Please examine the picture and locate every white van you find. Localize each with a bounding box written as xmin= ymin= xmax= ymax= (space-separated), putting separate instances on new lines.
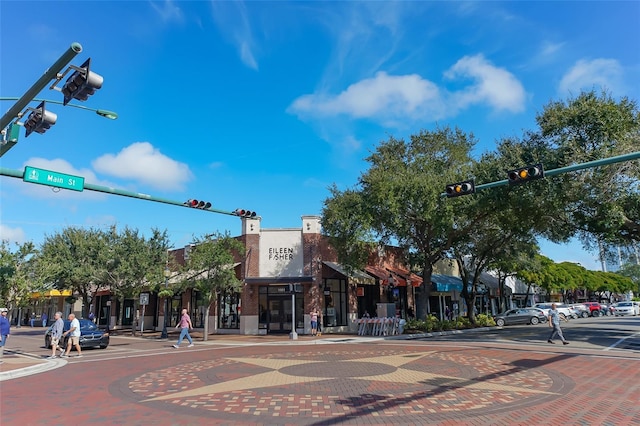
xmin=533 ymin=303 xmax=573 ymax=319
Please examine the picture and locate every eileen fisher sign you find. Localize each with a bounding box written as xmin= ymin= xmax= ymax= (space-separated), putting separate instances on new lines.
xmin=268 ymin=247 xmax=294 ymax=261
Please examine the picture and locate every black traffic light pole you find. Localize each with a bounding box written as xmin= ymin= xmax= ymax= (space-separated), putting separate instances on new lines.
xmin=1 ymin=43 xmax=83 ymax=157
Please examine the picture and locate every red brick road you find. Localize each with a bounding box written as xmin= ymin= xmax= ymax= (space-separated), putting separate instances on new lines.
xmin=1 ymin=334 xmax=639 ymax=425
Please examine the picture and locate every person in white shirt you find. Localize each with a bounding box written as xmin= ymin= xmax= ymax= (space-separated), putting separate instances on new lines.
xmin=63 ymin=313 xmax=82 ymax=358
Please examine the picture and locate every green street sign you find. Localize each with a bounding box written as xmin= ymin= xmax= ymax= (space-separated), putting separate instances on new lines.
xmin=23 ymin=166 xmax=84 ymax=192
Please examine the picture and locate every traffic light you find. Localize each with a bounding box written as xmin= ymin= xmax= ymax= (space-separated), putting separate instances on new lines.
xmin=24 ymin=101 xmax=57 ymax=137
xmin=445 ymin=179 xmax=475 ymax=198
xmin=507 ymin=164 xmax=544 ymax=185
xmin=234 ymin=208 xmax=256 ymax=218
xmin=185 ymin=199 xmax=211 ymax=209
xmin=62 ymin=58 xmax=104 ymax=106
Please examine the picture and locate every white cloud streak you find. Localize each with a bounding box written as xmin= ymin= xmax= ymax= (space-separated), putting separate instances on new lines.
xmin=150 ymin=0 xmax=184 ymax=23
xmin=92 ymin=142 xmax=193 ymax=191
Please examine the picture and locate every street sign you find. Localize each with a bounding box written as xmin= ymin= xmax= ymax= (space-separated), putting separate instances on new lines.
xmin=23 ymin=166 xmax=84 ymax=191
xmin=139 ymin=292 xmax=150 ymax=306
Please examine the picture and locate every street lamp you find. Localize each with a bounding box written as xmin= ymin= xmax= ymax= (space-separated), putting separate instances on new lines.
xmin=1 ymin=96 xmax=118 ymax=157
xmin=0 ymin=97 xmax=118 ymax=120
xmin=160 ymin=266 xmax=171 ymax=339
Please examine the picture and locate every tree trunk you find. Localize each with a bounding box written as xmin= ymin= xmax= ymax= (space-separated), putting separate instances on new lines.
xmin=203 ymin=306 xmax=210 ymax=341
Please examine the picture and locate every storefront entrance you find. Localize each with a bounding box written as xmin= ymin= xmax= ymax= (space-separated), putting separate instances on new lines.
xmin=267 ymin=296 xmax=293 ymax=334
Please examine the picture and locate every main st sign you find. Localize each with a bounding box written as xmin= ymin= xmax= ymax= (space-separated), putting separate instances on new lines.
xmin=23 ymin=166 xmax=85 ymax=192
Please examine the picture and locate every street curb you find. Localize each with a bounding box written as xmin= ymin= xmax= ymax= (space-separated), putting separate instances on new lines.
xmin=383 ymin=326 xmax=498 ymax=340
xmin=0 ymin=356 xmax=66 ymax=381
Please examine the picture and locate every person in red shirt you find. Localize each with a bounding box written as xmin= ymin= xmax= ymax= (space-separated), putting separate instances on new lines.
xmin=173 ymin=308 xmax=194 ymax=348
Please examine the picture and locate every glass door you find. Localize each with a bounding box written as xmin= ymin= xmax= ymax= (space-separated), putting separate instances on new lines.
xmin=267 ymin=296 xmax=292 ymax=333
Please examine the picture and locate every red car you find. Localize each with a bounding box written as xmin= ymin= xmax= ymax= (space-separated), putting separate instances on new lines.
xmin=582 ymin=302 xmax=602 ymax=317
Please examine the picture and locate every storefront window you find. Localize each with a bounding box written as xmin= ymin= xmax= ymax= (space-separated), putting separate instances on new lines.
xmin=190 ymin=290 xmax=206 ymax=328
xmin=323 ymin=278 xmax=347 ymax=327
xmin=218 ymin=290 xmax=240 ymax=329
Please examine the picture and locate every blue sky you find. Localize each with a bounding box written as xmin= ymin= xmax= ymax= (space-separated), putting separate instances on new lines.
xmin=1 ymin=1 xmax=638 ymax=271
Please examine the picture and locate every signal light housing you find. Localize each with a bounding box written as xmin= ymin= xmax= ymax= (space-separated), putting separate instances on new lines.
xmin=62 ymin=58 xmax=104 ymax=106
xmin=445 ymin=179 xmax=475 ymax=198
xmin=507 ymin=164 xmax=544 ymax=185
xmin=234 ymin=208 xmax=256 ymax=218
xmin=185 ymin=199 xmax=211 ymax=209
xmin=24 ymin=101 xmax=58 ymax=137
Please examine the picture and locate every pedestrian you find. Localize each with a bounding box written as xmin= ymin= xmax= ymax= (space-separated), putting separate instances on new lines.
xmin=30 ymin=312 xmax=36 ymax=327
xmin=0 ymin=308 xmax=11 ymax=362
xmin=310 ymin=309 xmax=319 ymax=336
xmin=173 ymin=308 xmax=194 ymax=348
xmin=547 ymin=303 xmax=569 ymax=345
xmin=445 ymin=306 xmax=451 ymax=321
xmin=63 ymin=313 xmax=82 ymax=357
xmin=49 ymin=312 xmax=64 ymax=359
xmin=41 ymin=312 xmax=48 ymax=327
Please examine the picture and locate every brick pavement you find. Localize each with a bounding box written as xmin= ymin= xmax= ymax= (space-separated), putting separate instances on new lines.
xmin=1 ymin=333 xmax=639 ymax=425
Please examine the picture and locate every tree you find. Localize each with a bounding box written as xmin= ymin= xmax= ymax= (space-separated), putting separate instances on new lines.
xmin=0 ymin=240 xmax=40 ymax=322
xmin=38 ymin=227 xmax=106 ymax=317
xmin=182 ymin=232 xmax=245 ymax=340
xmin=102 ymin=226 xmax=171 ymax=331
xmin=322 ymin=126 xmax=476 ymax=319
xmin=536 ymin=90 xmax=640 ymax=247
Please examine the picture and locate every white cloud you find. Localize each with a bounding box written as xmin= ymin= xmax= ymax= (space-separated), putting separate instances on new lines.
xmin=288 ymin=54 xmax=525 ymax=126
xmin=210 ymin=0 xmax=258 ymax=70
xmin=92 ymin=142 xmax=192 ymax=191
xmin=150 ymin=0 xmax=184 ymax=23
xmin=289 ymin=71 xmax=445 ymax=122
xmin=0 ymin=224 xmax=26 ymax=244
xmin=445 ymin=54 xmax=526 ymax=113
xmin=558 ymin=58 xmax=624 ymax=95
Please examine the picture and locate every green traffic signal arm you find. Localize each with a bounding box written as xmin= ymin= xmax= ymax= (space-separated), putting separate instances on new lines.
xmin=443 ymin=151 xmax=640 ymax=196
xmin=0 ymin=166 xmax=239 ymax=217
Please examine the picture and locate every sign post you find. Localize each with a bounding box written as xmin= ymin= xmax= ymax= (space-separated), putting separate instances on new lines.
xmin=139 ymin=292 xmax=149 ymax=334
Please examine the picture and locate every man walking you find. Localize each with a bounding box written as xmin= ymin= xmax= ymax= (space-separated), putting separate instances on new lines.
xmin=173 ymin=308 xmax=194 ymax=348
xmin=0 ymin=308 xmax=11 ymax=362
xmin=547 ymin=303 xmax=569 ymax=345
xmin=63 ymin=313 xmax=82 ymax=357
xmin=48 ymin=312 xmax=64 ymax=359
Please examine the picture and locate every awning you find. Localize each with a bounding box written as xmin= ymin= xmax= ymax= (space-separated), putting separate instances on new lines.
xmin=431 ymin=274 xmax=463 ymax=292
xmin=387 ymin=266 xmax=422 ymax=287
xmin=31 ymin=289 xmax=73 ymax=298
xmin=365 ymin=266 xmax=390 ymax=283
xmin=323 ymin=262 xmax=375 ymax=285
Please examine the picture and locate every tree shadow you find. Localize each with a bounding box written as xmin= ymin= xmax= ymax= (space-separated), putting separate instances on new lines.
xmin=309 ymin=353 xmax=576 ymax=425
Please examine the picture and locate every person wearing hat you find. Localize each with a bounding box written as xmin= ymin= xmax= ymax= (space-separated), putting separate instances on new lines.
xmin=0 ymin=308 xmax=11 ymax=361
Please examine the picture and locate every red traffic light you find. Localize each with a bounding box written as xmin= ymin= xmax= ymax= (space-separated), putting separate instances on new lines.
xmin=234 ymin=208 xmax=256 ymax=218
xmin=185 ymin=199 xmax=211 ymax=209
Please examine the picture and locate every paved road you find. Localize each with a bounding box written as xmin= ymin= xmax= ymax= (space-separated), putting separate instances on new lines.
xmin=1 ymin=317 xmax=639 ymax=425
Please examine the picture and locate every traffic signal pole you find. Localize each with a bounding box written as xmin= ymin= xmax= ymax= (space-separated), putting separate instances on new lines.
xmin=1 ymin=43 xmax=83 ymax=157
xmin=0 ymin=166 xmax=238 ymax=217
xmin=444 ymin=150 xmax=640 ymax=196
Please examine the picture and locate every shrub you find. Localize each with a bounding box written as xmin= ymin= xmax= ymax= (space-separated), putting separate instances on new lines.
xmin=475 ymin=313 xmax=496 ymax=327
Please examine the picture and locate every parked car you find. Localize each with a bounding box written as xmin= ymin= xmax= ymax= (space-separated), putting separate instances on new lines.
xmin=613 ymin=302 xmax=638 ymax=317
xmin=45 ymin=318 xmax=110 ymax=350
xmin=599 ymin=303 xmax=614 ymax=316
xmin=494 ymin=308 xmax=547 ymax=327
xmin=568 ymin=304 xmax=590 ymax=318
xmin=533 ymin=303 xmax=572 ymax=320
xmin=582 ymin=302 xmax=603 ymax=317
